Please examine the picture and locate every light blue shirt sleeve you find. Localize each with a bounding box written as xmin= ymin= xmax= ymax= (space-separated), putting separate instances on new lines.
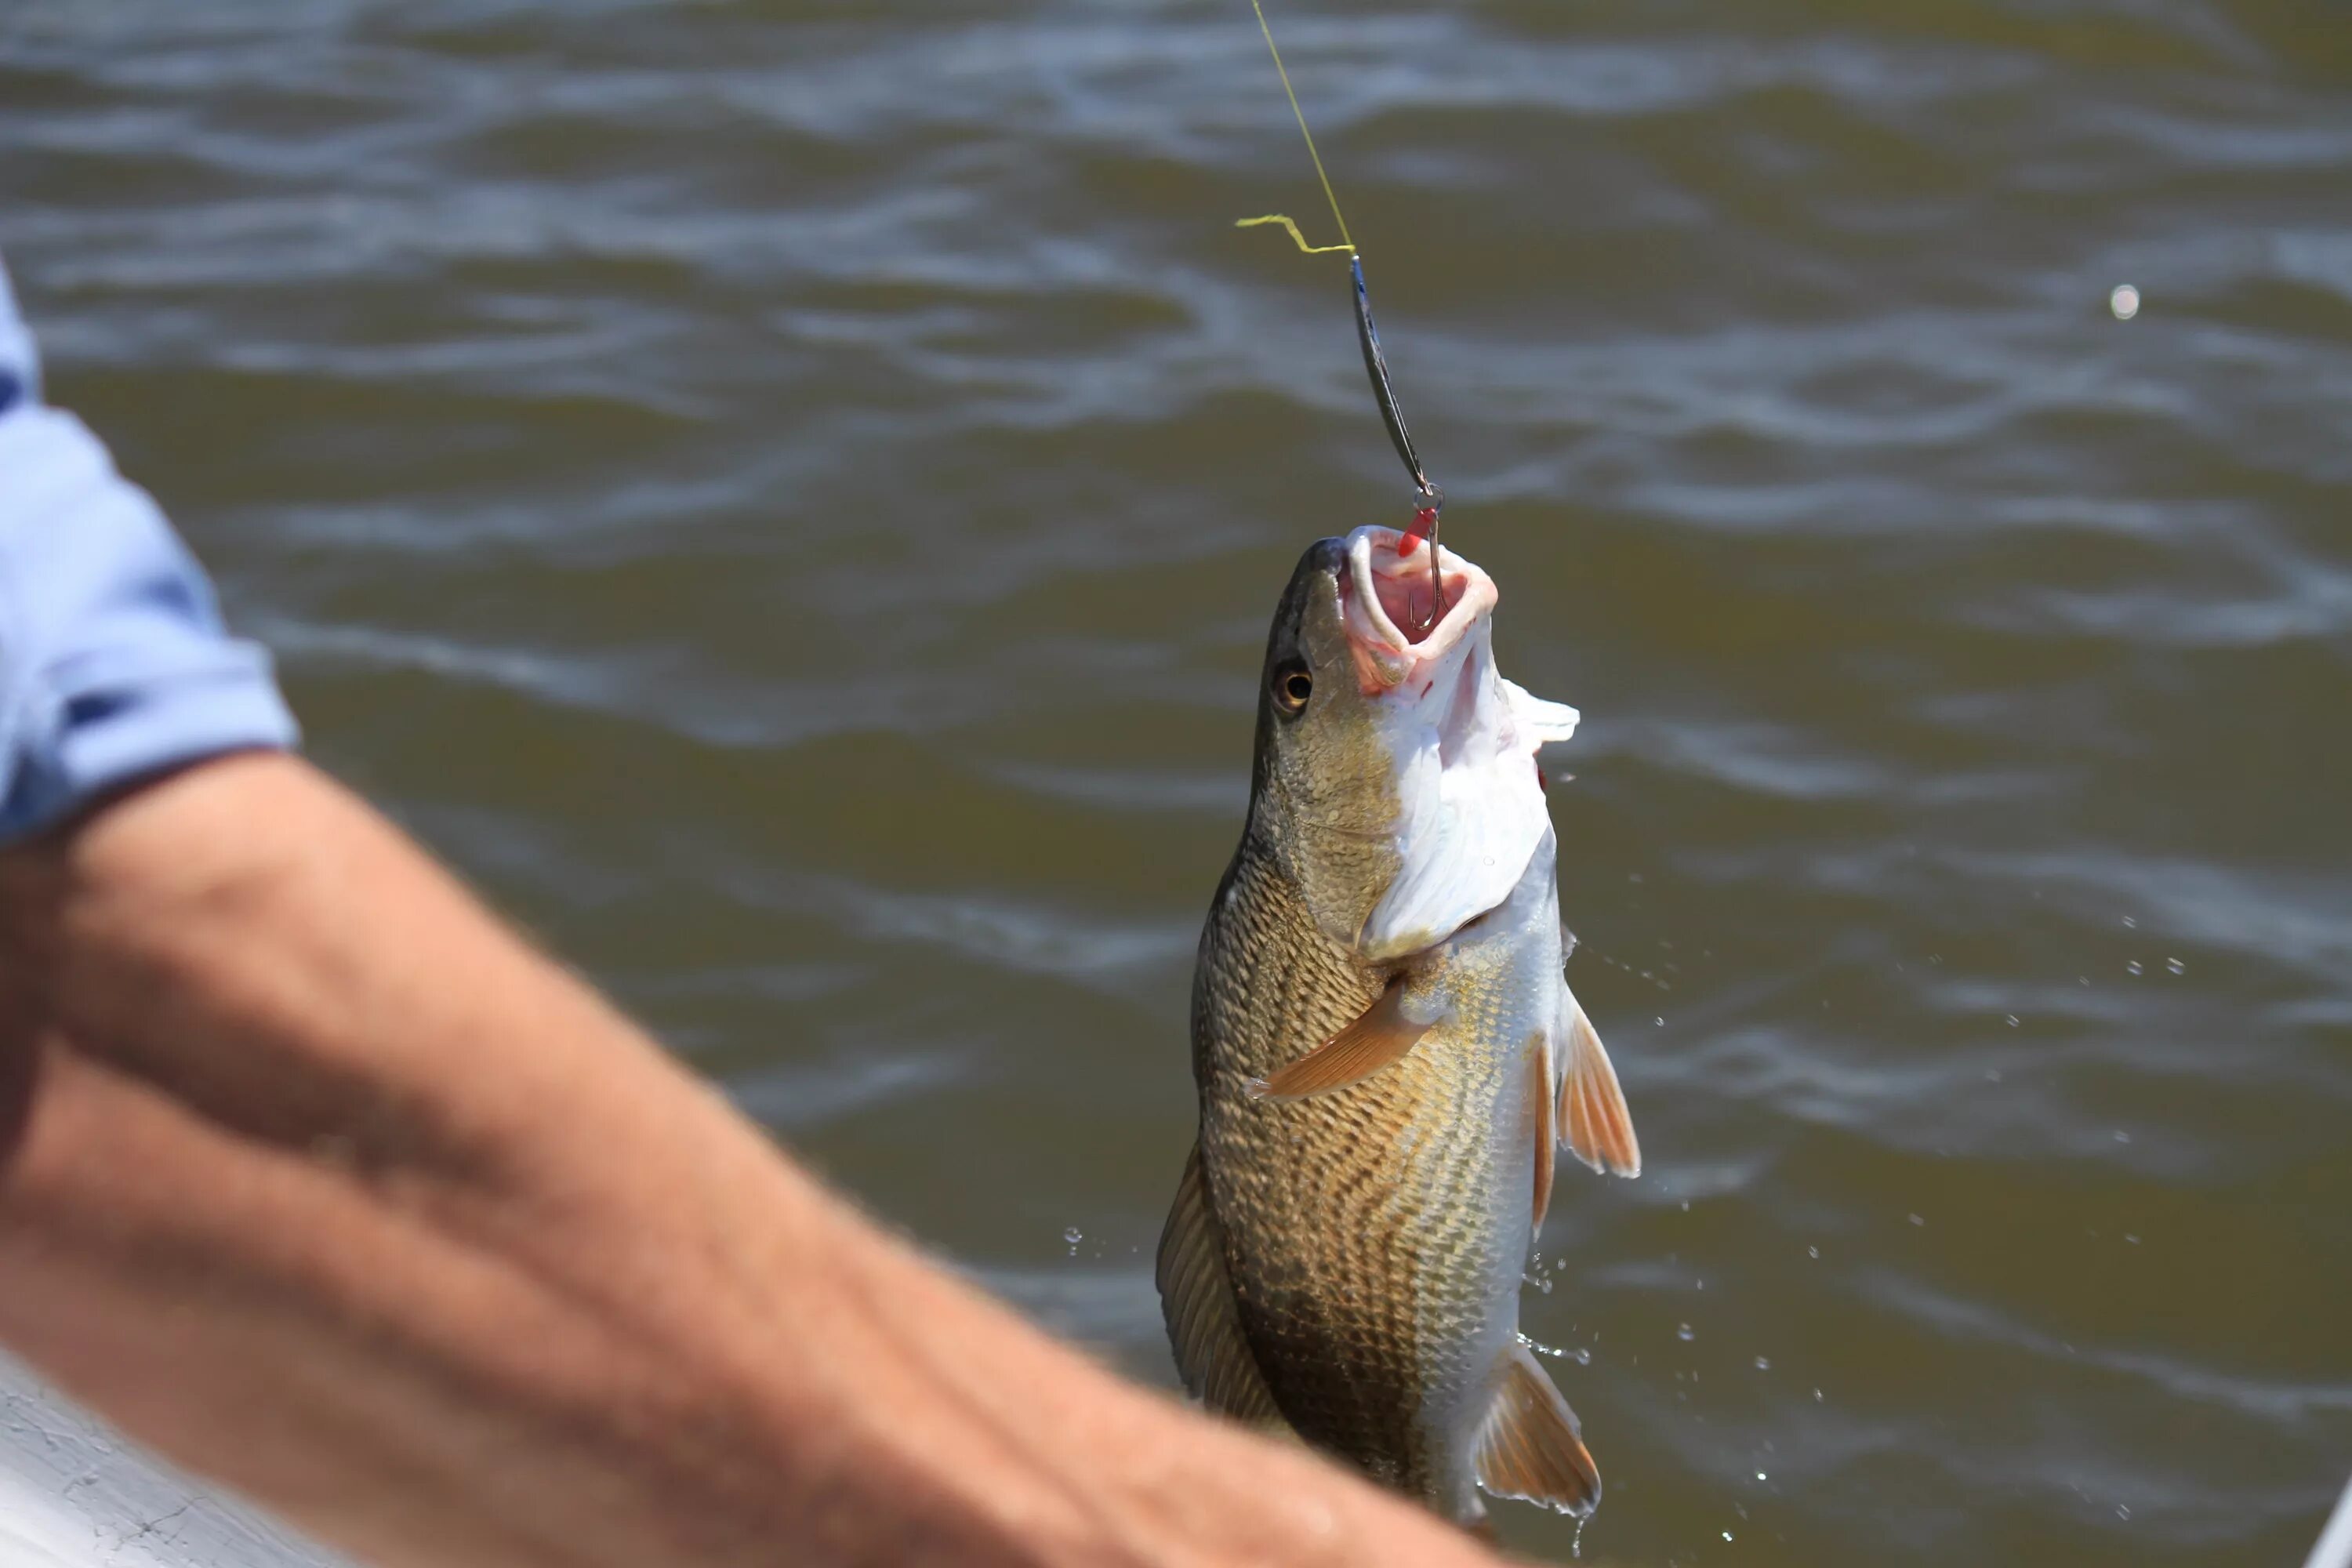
xmin=0 ymin=252 xmax=299 ymax=843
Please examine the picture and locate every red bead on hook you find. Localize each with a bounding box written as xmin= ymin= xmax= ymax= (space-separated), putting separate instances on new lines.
xmin=1399 ymin=503 xmax=1439 ymax=556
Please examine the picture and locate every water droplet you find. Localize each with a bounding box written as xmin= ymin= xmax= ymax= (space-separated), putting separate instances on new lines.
xmin=2122 ymin=915 xmax=2137 ymax=928
xmin=1907 ymin=1213 xmax=1926 ymax=1226
xmin=1573 ymin=1346 xmax=1592 ymax=1365
xmin=1677 ymin=1323 xmax=1695 ymax=1341
xmin=2005 ymin=1014 xmax=2020 ymax=1027
xmin=1571 ymin=1516 xmax=1588 ymax=1559
xmin=2114 ymin=1130 xmax=2132 ymax=1144
xmin=1681 ymin=1200 xmax=1690 ymax=1211
xmin=1755 ymin=1470 xmax=1769 ymax=1482
xmin=1813 ymin=1387 xmax=1824 ymax=1402
xmin=2125 ymin=960 xmax=2143 ymax=975
xmin=1987 ymin=1068 xmax=2003 ymax=1081
xmin=2124 ymin=1233 xmax=2141 ymax=1245
xmin=2117 ymin=1504 xmax=2132 ymax=1520
xmin=2111 ymin=283 xmax=2140 ymax=320
xmin=1754 ymin=1356 xmax=1771 ymax=1370
xmin=2165 ymin=956 xmax=2186 ymax=975
xmin=1654 ymin=1015 xmax=1665 ymax=1026
xmin=1063 ymin=1226 xmax=1083 ymax=1254
xmin=1806 ymin=1245 xmax=1820 ymax=1259
xmin=1722 ymin=1530 xmax=1735 ymax=1542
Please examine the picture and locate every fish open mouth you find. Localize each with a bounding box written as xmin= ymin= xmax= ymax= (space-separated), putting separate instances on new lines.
xmin=1340 ymin=525 xmax=1499 ymax=691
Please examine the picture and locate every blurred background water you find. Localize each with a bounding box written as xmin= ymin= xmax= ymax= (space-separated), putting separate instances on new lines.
xmin=4 ymin=2 xmax=2349 ymax=1563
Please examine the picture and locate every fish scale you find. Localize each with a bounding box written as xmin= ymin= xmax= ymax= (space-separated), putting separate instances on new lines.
xmin=1194 ymin=828 xmax=1537 ymax=1514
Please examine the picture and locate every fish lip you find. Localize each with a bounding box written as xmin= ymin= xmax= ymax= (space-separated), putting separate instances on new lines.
xmin=1342 ymin=525 xmax=1498 ymax=690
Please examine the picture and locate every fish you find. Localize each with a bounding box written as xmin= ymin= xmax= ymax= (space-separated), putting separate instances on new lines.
xmin=1157 ymin=524 xmax=1639 ymax=1531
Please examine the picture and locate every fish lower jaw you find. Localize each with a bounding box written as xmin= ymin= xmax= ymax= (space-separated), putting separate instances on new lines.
xmin=1341 ymin=526 xmax=1497 ymax=678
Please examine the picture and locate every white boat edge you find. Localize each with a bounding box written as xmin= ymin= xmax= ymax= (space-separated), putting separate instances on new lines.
xmin=1 ymin=1351 xmax=345 ymax=1568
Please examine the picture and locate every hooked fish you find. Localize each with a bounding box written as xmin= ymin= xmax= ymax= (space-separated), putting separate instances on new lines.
xmin=1158 ymin=525 xmax=1639 ymax=1530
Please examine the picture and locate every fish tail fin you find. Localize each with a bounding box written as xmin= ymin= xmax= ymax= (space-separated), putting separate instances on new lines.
xmin=1558 ymin=989 xmax=1640 ymax=1177
xmin=1473 ymin=1341 xmax=1601 ymax=1517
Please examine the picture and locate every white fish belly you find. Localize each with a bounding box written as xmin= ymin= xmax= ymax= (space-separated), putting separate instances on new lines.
xmin=1409 ymin=839 xmax=1568 ymax=1519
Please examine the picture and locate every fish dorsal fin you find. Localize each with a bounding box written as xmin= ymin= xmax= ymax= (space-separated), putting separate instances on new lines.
xmin=1530 ymin=1040 xmax=1557 ymax=1233
xmin=1559 ymin=989 xmax=1640 ymax=1178
xmin=1156 ymin=1145 xmax=1287 ymax=1428
xmin=1246 ymin=978 xmax=1436 ymax=1101
xmin=1473 ymin=1341 xmax=1601 ymax=1516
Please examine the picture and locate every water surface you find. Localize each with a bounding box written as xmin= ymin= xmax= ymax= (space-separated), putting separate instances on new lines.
xmin=3 ymin=2 xmax=2348 ymax=1563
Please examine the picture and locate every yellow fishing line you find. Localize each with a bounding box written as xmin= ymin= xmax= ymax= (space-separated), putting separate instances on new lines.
xmin=1240 ymin=0 xmax=1356 ymax=257
xmin=1235 ymin=213 xmax=1352 ymax=255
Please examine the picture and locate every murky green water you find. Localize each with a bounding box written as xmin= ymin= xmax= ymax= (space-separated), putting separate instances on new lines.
xmin=5 ymin=2 xmax=2349 ymax=1563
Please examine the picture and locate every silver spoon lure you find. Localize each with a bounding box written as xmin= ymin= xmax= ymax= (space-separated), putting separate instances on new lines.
xmin=1349 ymin=255 xmax=1445 ymax=630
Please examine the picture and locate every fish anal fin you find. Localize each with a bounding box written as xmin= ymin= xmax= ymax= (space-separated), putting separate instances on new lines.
xmin=1473 ymin=1341 xmax=1601 ymax=1517
xmin=1559 ymin=994 xmax=1640 ymax=1178
xmin=1529 ymin=1040 xmax=1556 ymax=1233
xmin=1247 ymin=979 xmax=1435 ymax=1102
xmin=1156 ymin=1146 xmax=1286 ymax=1430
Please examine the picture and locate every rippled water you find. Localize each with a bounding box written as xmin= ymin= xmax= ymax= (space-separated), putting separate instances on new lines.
xmin=5 ymin=2 xmax=2350 ymax=1563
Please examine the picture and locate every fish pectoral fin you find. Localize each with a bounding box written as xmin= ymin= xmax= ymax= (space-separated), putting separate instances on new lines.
xmin=1156 ymin=1145 xmax=1287 ymax=1431
xmin=1473 ymin=1341 xmax=1601 ymax=1517
xmin=1246 ymin=979 xmax=1436 ymax=1102
xmin=1558 ymin=990 xmax=1641 ymax=1178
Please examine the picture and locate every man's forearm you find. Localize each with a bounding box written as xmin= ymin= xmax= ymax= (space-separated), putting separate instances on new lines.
xmin=0 ymin=754 xmax=1497 ymax=1568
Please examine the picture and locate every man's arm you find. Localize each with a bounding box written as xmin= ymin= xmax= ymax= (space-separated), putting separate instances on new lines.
xmin=0 ymin=753 xmax=1502 ymax=1568
xmin=0 ymin=249 xmax=1500 ymax=1568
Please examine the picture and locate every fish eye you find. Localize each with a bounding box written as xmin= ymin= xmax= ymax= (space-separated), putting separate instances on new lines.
xmin=1274 ymin=664 xmax=1313 ymax=716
